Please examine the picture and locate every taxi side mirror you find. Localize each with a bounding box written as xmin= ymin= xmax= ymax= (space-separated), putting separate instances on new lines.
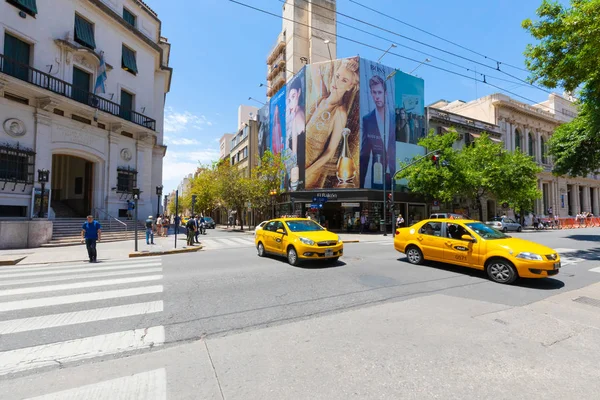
xmin=461 ymin=234 xmax=475 ymax=242
xmin=276 ymin=228 xmax=286 ymax=235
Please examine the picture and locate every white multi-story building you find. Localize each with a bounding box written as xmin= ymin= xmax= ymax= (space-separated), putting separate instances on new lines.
xmin=0 ymin=0 xmax=172 ymax=246
xmin=433 ymin=93 xmax=596 ymax=218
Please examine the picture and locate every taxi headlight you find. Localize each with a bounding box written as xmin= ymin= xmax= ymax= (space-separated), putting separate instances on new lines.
xmin=516 ymin=252 xmax=543 ymax=261
xmin=299 ymin=237 xmax=315 ymax=246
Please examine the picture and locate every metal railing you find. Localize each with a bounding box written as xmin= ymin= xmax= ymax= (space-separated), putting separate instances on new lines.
xmin=0 ymin=53 xmax=156 ymax=131
xmin=93 ymin=208 xmax=128 ymax=231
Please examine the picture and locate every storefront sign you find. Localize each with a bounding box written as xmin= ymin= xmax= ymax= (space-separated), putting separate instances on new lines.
xmin=315 ymin=192 xmax=338 ymax=200
xmin=342 ymin=202 xmax=360 ymax=207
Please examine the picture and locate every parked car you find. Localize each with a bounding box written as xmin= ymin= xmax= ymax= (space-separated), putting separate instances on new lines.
xmin=394 ymin=218 xmax=560 ymax=284
xmin=204 ymin=217 xmax=216 ymax=229
xmin=254 ymin=221 xmax=268 ymax=235
xmin=485 ymin=217 xmax=522 ymax=232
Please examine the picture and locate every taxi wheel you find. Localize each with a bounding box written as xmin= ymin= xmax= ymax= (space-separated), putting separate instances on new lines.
xmin=405 ymin=246 xmax=424 ymax=265
xmin=486 ymin=259 xmax=518 ymax=284
xmin=257 ymin=242 xmax=265 ymax=257
xmin=287 ymin=246 xmax=299 ymax=266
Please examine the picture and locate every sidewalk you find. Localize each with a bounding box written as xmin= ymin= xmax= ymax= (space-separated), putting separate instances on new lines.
xmin=0 ymin=234 xmax=201 ymax=266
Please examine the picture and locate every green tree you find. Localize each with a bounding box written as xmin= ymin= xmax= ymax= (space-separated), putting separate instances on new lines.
xmin=215 ymin=160 xmax=252 ymax=230
xmin=249 ymin=151 xmax=285 ymax=219
xmin=188 ymin=166 xmax=218 ymax=216
xmin=522 ymin=0 xmax=600 ymax=176
xmin=168 ymin=195 xmax=184 ymax=216
xmin=397 ymin=130 xmax=542 ymax=220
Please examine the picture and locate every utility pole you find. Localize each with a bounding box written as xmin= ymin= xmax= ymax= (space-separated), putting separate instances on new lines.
xmin=174 ymin=190 xmax=179 ymax=248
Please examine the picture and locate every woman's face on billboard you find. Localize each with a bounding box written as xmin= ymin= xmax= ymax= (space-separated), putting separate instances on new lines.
xmin=332 ymin=66 xmax=355 ymax=95
xmin=287 ymin=88 xmax=300 ymax=110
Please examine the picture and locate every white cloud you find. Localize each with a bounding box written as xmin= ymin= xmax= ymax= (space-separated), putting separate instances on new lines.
xmin=162 ymin=148 xmax=221 ymax=193
xmin=168 ymin=138 xmax=201 ymax=145
xmin=164 ymin=107 xmax=213 ymax=133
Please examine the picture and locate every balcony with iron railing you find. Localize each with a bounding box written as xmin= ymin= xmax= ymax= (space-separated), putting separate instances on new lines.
xmin=0 ymin=53 xmax=156 ymax=131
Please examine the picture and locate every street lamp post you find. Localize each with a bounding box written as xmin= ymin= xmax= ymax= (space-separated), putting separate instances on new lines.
xmin=37 ymin=169 xmax=49 ymax=218
xmin=410 ymin=58 xmax=431 ymax=75
xmin=378 ymin=43 xmax=397 ymax=63
xmin=132 ymin=188 xmax=140 ymax=252
xmin=155 ymin=185 xmax=163 ymax=219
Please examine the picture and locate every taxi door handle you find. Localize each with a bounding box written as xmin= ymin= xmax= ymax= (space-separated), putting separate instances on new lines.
xmin=445 ymin=241 xmax=453 ymax=247
xmin=417 ymin=236 xmax=423 ymax=241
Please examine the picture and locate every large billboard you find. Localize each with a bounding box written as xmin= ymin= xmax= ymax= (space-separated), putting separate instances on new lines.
xmin=257 ymin=103 xmax=270 ymax=159
xmin=394 ymin=70 xmax=426 ymax=185
xmin=269 ymin=86 xmax=286 ymax=155
xmin=284 ymin=67 xmax=306 ymax=192
xmin=359 ymin=59 xmax=396 ymax=190
xmin=304 ymin=57 xmax=361 ymax=189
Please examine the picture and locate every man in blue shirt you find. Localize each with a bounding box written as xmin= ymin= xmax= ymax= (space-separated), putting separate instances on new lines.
xmin=81 ymin=215 xmax=102 ymax=263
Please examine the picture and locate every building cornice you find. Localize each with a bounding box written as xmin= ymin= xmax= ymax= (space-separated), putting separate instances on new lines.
xmin=491 ymin=97 xmax=559 ymax=125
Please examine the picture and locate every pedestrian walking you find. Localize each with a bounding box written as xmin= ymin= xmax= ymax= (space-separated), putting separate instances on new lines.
xmin=360 ymin=214 xmax=366 ymax=234
xmin=194 ymin=215 xmax=200 ymax=243
xmin=186 ymin=217 xmax=196 ymax=246
xmin=396 ymin=214 xmax=405 ymax=228
xmin=156 ymin=215 xmax=163 ymax=237
xmin=81 ymin=215 xmax=101 ymax=263
xmin=162 ymin=215 xmax=169 ymax=237
xmin=145 ymin=215 xmax=155 ymax=244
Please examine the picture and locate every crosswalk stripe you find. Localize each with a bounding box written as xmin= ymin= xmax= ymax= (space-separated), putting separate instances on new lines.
xmin=0 ymin=258 xmax=161 ymax=274
xmin=0 ymin=326 xmax=165 ymax=376
xmin=554 ymin=248 xmax=578 ymax=253
xmin=589 ymin=267 xmax=600 ymax=273
xmin=0 ymin=285 xmax=163 ymax=313
xmin=0 ymin=275 xmax=162 ymax=298
xmin=24 ymin=368 xmax=167 ymax=400
xmin=0 ymin=262 xmax=162 ymax=279
xmin=0 ymin=267 xmax=163 ymax=287
xmin=0 ymin=301 xmax=163 ymax=335
xmin=210 ymin=239 xmax=236 ymax=247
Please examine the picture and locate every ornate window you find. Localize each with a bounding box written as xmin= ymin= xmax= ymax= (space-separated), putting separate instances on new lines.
xmin=528 ymin=132 xmax=535 ymax=158
xmin=116 ymin=166 xmax=137 ymax=193
xmin=514 ymin=129 xmax=521 ymax=150
xmin=540 ymin=137 xmax=547 ymax=164
xmin=0 ymin=142 xmax=35 ymax=185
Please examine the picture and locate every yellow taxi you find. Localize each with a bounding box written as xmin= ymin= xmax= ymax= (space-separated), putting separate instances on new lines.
xmin=394 ymin=219 xmax=561 ymax=284
xmin=255 ymin=218 xmax=343 ymax=265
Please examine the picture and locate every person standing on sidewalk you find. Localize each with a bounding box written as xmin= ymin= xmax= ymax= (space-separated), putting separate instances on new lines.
xmin=81 ymin=215 xmax=101 ymax=263
xmin=156 ymin=215 xmax=163 ymax=237
xmin=186 ymin=217 xmax=196 ymax=246
xmin=145 ymin=215 xmax=155 ymax=245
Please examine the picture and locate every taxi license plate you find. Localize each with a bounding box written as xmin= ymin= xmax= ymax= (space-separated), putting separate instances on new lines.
xmin=325 ymin=249 xmax=333 ymax=257
xmin=554 ymin=262 xmax=561 ymax=269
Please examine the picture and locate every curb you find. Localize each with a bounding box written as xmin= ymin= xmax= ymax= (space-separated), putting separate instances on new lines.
xmin=0 ymin=256 xmax=27 ymax=266
xmin=129 ymin=245 xmax=202 ymax=258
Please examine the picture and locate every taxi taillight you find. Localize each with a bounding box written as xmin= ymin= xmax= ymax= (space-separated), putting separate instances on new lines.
xmin=395 ymin=229 xmax=400 ymax=236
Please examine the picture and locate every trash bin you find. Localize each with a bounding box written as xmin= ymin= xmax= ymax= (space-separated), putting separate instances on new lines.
xmin=380 ymin=219 xmax=385 ymax=232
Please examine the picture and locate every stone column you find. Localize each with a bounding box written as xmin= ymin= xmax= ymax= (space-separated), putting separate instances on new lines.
xmin=537 ymin=131 xmax=543 ymax=164
xmin=593 ymin=187 xmax=600 ymax=216
xmin=34 ymin=108 xmax=54 ymax=218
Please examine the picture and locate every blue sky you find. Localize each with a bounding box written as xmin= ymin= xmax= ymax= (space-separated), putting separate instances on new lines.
xmin=152 ymin=0 xmax=560 ymax=193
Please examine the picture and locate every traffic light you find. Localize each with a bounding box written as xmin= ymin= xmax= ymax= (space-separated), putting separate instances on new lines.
xmin=432 ymin=154 xmax=440 ymax=168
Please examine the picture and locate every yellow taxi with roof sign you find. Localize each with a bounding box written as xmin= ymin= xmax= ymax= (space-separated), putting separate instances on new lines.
xmin=394 ymin=218 xmax=561 ymax=284
xmin=255 ymin=218 xmax=343 ymax=265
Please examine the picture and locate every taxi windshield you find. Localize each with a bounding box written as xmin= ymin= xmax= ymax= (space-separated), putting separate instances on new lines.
xmin=285 ymin=220 xmax=324 ymax=232
xmin=466 ymin=222 xmax=509 ymax=240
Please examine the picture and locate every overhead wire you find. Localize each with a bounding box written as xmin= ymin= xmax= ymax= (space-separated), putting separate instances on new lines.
xmin=229 ymin=0 xmax=557 ymax=113
xmin=276 ymin=0 xmax=526 ymax=88
xmin=298 ymin=0 xmax=551 ymax=94
xmin=349 ymin=0 xmax=530 ymax=73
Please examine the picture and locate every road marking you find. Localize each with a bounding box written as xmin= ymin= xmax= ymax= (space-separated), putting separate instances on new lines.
xmin=0 ymin=301 xmax=163 ymax=334
xmin=0 ymin=267 xmax=163 ymax=287
xmin=0 ymin=326 xmax=165 ymax=376
xmin=0 ymin=262 xmax=162 ymax=279
xmin=589 ymin=267 xmax=600 ymax=273
xmin=0 ymin=258 xmax=161 ymax=274
xmin=229 ymin=237 xmax=254 ymax=245
xmin=23 ymin=368 xmax=167 ymax=400
xmin=0 ymin=275 xmax=163 ymax=298
xmin=554 ymin=248 xmax=578 ymax=254
xmin=0 ymin=286 xmax=163 ymax=313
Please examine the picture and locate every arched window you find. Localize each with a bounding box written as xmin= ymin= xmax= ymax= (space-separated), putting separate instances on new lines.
xmin=528 ymin=132 xmax=535 ymax=157
xmin=540 ymin=137 xmax=547 ymax=164
xmin=514 ymin=129 xmax=521 ymax=150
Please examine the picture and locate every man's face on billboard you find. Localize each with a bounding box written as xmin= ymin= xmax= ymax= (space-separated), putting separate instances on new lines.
xmin=370 ymin=83 xmax=385 ymax=109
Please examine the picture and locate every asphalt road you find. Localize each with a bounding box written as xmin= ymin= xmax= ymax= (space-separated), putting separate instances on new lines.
xmin=1 ymin=227 xmax=600 ymax=398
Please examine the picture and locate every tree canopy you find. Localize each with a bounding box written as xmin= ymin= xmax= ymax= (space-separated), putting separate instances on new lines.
xmin=396 ymin=130 xmax=542 ymax=220
xmin=522 ymin=0 xmax=600 ymax=176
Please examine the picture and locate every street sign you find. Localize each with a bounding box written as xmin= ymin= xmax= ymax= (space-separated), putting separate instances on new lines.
xmin=312 ymin=197 xmax=328 ymax=203
xmin=310 ymin=203 xmax=323 ymax=209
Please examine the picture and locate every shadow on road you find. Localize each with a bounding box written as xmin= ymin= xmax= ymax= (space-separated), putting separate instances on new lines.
xmin=566 ymin=235 xmax=600 ymax=242
xmin=398 ymin=257 xmax=565 ymax=289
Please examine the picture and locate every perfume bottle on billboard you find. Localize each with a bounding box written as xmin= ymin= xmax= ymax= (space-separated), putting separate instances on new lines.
xmin=373 ymin=154 xmax=383 ymax=185
xmin=336 ymin=128 xmax=356 ymax=184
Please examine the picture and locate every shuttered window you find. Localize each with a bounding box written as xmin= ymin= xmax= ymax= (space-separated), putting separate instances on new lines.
xmin=74 ymin=14 xmax=96 ymax=49
xmin=121 ymin=45 xmax=138 ymax=74
xmin=7 ymin=0 xmax=38 ymax=16
xmin=123 ymin=8 xmax=136 ymax=27
xmin=3 ymin=33 xmax=31 ymax=81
